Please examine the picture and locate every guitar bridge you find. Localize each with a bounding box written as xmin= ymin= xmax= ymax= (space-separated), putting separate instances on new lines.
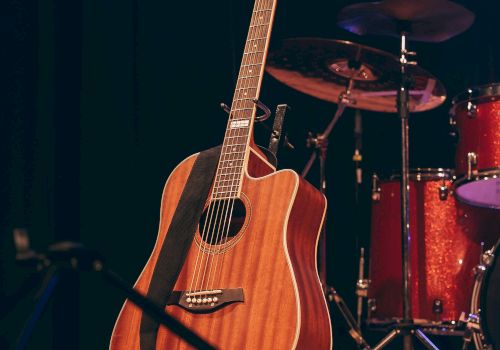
xmin=167 ymin=288 xmax=244 ymax=313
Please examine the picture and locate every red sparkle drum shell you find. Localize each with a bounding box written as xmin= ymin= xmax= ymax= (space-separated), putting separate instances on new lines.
xmin=367 ymin=169 xmax=499 ymax=327
xmin=451 ymin=83 xmax=500 ymax=209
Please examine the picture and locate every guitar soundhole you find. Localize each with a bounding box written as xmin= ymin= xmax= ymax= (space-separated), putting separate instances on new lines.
xmin=199 ymin=198 xmax=246 ymax=245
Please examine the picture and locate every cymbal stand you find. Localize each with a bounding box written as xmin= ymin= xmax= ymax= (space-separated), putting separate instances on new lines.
xmin=302 ymin=86 xmax=370 ymax=350
xmin=371 ymin=29 xmax=439 ymax=350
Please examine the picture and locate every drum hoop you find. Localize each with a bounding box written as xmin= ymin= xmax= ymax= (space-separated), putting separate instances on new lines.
xmin=453 ymin=168 xmax=500 ymax=186
xmin=452 ymin=168 xmax=500 ymax=209
xmin=384 ymin=168 xmax=452 ymax=181
xmin=452 ymin=83 xmax=500 ymax=106
xmin=474 ymin=240 xmax=500 ymax=348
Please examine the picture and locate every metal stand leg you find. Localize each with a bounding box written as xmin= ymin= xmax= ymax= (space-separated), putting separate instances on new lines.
xmin=372 ymin=329 xmax=400 ymax=350
xmin=327 ymin=286 xmax=371 ymax=349
xmin=414 ymin=329 xmax=440 ymax=350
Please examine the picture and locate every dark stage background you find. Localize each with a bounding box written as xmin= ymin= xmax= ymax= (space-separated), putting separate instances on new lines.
xmin=2 ymin=0 xmax=499 ymax=349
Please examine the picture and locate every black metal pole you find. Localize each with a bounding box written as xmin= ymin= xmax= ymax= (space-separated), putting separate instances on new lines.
xmin=398 ymin=31 xmax=413 ymax=350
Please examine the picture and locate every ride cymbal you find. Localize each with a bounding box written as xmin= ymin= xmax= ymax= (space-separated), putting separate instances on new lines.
xmin=266 ymin=38 xmax=446 ymax=113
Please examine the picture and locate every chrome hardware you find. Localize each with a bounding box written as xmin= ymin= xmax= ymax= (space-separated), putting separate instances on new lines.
xmin=481 ymin=246 xmax=495 ymax=268
xmin=220 ymin=102 xmax=231 ymax=114
xmin=372 ymin=174 xmax=381 ymax=202
xmin=367 ymin=298 xmax=377 ymax=318
xmin=448 ymin=115 xmax=458 ymax=139
xmin=466 ymin=101 xmax=477 ymax=118
xmin=439 ymin=184 xmax=449 ymax=200
xmin=460 ymin=312 xmax=481 ymax=332
xmin=252 ymin=98 xmax=272 ymax=122
xmin=432 ymin=299 xmax=443 ymax=320
xmin=356 ymin=279 xmax=370 ymax=297
xmin=467 ymin=152 xmax=478 ymax=179
xmin=356 ymin=247 xmax=369 ymax=328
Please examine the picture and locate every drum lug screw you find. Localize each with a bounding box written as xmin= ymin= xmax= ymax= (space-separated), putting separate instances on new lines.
xmin=466 ymin=101 xmax=477 ymax=118
xmin=439 ymin=185 xmax=449 ymax=200
xmin=367 ymin=298 xmax=377 ymax=317
xmin=432 ymin=299 xmax=443 ymax=320
xmin=467 ymin=152 xmax=478 ymax=179
xmin=371 ymin=174 xmax=381 ymax=202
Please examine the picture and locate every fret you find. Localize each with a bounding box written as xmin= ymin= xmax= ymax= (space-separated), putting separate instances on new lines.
xmin=230 ymin=107 xmax=254 ymax=112
xmin=249 ymin=23 xmax=270 ymax=29
xmin=253 ymin=8 xmax=273 ymax=14
xmin=215 ymin=179 xmax=243 ymax=187
xmin=219 ymin=160 xmax=245 ymax=167
xmin=240 ymin=63 xmax=261 ymax=69
xmin=222 ymin=136 xmax=248 ymax=143
xmin=214 ymin=183 xmax=240 ymax=190
xmin=219 ymin=152 xmax=245 ymax=160
xmin=216 ymin=165 xmax=243 ymax=172
xmin=231 ymin=97 xmax=254 ymax=103
xmin=221 ymin=143 xmax=247 ymax=151
xmin=216 ymin=172 xmax=240 ymax=180
xmin=212 ymin=193 xmax=239 ymax=200
xmin=213 ymin=188 xmax=240 ymax=195
xmin=216 ymin=171 xmax=242 ymax=179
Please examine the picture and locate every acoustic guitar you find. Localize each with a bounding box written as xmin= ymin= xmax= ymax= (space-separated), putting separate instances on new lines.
xmin=110 ymin=0 xmax=332 ymax=348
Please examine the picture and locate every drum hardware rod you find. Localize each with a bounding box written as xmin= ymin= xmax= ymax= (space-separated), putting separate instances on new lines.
xmin=301 ymin=83 xmax=372 ymax=350
xmin=356 ymin=247 xmax=369 ymax=328
xmin=327 ymin=286 xmax=371 ymax=350
xmin=301 ymin=87 xmax=351 ymax=292
xmin=459 ymin=313 xmax=481 ymax=350
xmin=370 ymin=29 xmax=440 ymax=350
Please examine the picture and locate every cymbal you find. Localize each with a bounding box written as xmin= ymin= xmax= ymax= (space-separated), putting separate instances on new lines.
xmin=337 ymin=0 xmax=475 ymax=42
xmin=265 ymin=38 xmax=446 ymax=113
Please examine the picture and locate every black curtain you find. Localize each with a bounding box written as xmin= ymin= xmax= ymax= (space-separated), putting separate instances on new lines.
xmin=2 ymin=0 xmax=499 ymax=349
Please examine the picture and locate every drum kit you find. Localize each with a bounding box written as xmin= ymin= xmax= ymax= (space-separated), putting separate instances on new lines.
xmin=266 ymin=0 xmax=499 ymax=349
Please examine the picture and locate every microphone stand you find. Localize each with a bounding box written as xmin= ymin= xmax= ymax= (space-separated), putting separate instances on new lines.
xmin=13 ymin=240 xmax=216 ymax=350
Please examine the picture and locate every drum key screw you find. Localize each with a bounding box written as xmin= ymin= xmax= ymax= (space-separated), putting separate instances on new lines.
xmin=371 ymin=174 xmax=381 ymax=202
xmin=439 ymin=184 xmax=449 ymax=200
xmin=466 ymin=101 xmax=477 ymax=118
xmin=432 ymin=299 xmax=443 ymax=320
xmin=467 ymin=152 xmax=478 ymax=179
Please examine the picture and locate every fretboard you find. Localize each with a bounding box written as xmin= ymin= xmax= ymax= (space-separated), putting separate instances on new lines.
xmin=212 ymin=0 xmax=277 ymax=200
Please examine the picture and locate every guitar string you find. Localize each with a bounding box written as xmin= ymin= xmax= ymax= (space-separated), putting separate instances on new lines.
xmin=187 ymin=196 xmax=220 ymax=294
xmin=205 ymin=0 xmax=273 ymax=293
xmin=195 ymin=0 xmax=267 ymax=295
xmin=206 ymin=0 xmax=273 ymax=293
xmin=189 ymin=0 xmax=272 ymax=297
xmin=188 ymin=83 xmax=246 ymax=294
xmin=202 ymin=122 xmax=250 ymax=292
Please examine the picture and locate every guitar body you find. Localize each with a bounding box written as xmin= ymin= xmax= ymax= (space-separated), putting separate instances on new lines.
xmin=110 ymin=148 xmax=332 ymax=349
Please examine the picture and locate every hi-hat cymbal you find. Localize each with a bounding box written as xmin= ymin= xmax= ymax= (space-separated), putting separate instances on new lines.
xmin=265 ymin=38 xmax=446 ymax=113
xmin=337 ymin=0 xmax=475 ymax=42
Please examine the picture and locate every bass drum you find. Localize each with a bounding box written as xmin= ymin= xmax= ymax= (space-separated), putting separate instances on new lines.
xmin=471 ymin=239 xmax=500 ymax=350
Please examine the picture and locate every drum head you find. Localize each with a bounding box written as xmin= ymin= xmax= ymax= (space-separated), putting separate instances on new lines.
xmin=481 ymin=241 xmax=500 ymax=348
xmin=452 ymin=83 xmax=500 ymax=106
xmin=454 ymin=175 xmax=500 ymax=209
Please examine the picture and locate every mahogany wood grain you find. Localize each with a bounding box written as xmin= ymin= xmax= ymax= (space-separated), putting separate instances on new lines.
xmin=110 ymin=150 xmax=331 ymax=349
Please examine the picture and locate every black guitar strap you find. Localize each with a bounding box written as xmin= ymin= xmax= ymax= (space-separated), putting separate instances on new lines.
xmin=140 ymin=145 xmax=221 ymax=349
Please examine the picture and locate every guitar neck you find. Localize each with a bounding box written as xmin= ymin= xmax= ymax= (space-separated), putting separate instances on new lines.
xmin=212 ymin=0 xmax=278 ymax=200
